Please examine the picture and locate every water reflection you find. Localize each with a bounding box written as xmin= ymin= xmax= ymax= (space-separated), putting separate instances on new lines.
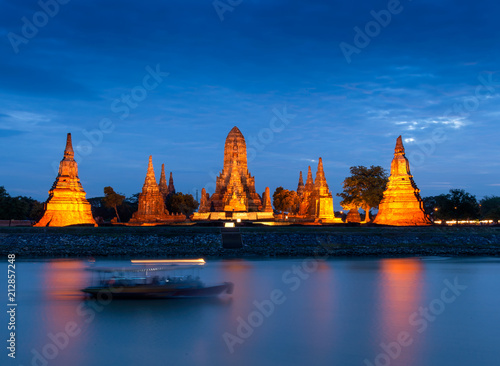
xmin=44 ymin=259 xmax=88 ymax=300
xmin=378 ymin=258 xmax=424 ymax=366
xmin=12 ymin=257 xmax=500 ymax=366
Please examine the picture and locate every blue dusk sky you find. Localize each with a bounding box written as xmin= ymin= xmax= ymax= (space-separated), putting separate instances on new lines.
xmin=1 ymin=0 xmax=499 ymax=207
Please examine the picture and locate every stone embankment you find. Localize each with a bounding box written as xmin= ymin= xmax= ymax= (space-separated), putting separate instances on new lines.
xmin=1 ymin=226 xmax=499 ymax=258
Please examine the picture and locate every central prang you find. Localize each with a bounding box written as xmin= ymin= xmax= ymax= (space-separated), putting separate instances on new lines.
xmin=193 ymin=126 xmax=274 ymax=221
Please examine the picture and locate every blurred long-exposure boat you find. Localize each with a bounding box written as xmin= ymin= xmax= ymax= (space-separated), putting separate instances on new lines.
xmin=81 ymin=259 xmax=234 ymax=299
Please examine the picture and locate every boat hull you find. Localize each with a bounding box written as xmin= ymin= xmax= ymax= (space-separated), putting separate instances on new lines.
xmin=82 ymin=282 xmax=234 ymax=299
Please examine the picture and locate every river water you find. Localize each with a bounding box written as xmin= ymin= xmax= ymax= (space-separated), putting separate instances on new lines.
xmin=3 ymin=257 xmax=500 ymax=366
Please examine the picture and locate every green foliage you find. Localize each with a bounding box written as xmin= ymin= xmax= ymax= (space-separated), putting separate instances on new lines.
xmin=165 ymin=192 xmax=199 ymax=218
xmin=480 ymin=196 xmax=500 ymax=221
xmin=0 ymin=186 xmax=43 ymax=220
xmin=273 ymin=187 xmax=298 ymax=213
xmin=423 ymin=189 xmax=480 ymax=221
xmin=89 ymin=195 xmax=137 ymax=223
xmin=337 ymin=166 xmax=388 ymax=221
xmin=103 ymin=186 xmax=126 ymax=222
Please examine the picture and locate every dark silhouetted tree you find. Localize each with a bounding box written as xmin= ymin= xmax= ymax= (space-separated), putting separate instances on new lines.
xmin=480 ymin=196 xmax=500 ymax=221
xmin=165 ymin=193 xmax=199 ymax=218
xmin=423 ymin=189 xmax=480 ymax=221
xmin=0 ymin=186 xmax=43 ymax=220
xmin=103 ymin=186 xmax=125 ymax=222
xmin=337 ymin=166 xmax=388 ymax=222
xmin=273 ymin=187 xmax=298 ymax=215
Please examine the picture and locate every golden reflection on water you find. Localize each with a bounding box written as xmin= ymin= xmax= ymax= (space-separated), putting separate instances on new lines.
xmin=379 ymin=258 xmax=424 ymax=364
xmin=44 ymin=260 xmax=88 ymax=300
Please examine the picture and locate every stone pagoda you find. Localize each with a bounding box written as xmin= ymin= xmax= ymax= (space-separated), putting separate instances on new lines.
xmin=168 ymin=172 xmax=175 ymax=195
xmin=35 ymin=133 xmax=97 ymax=227
xmin=262 ymin=186 xmax=274 ymax=212
xmin=192 ymin=126 xmax=274 ymax=220
xmin=297 ymin=171 xmax=305 ymax=196
xmin=296 ymin=159 xmax=341 ymax=223
xmin=159 ymin=165 xmax=176 ymax=200
xmin=311 ymin=158 xmax=340 ymax=223
xmin=343 ymin=204 xmax=361 ymax=223
xmin=374 ymin=136 xmax=431 ymax=226
xmin=129 ymin=156 xmax=184 ymax=225
xmin=298 ymin=166 xmax=314 ymax=216
xmin=158 ymin=164 xmax=169 ymax=199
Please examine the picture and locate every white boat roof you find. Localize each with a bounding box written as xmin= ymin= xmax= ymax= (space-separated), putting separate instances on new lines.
xmin=86 ymin=265 xmax=201 ymax=273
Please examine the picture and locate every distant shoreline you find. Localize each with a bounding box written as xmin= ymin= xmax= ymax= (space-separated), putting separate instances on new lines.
xmin=1 ymin=225 xmax=499 ymax=259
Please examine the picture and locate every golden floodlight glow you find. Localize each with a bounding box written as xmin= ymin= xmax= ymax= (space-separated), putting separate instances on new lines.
xmin=131 ymin=259 xmax=206 ymax=265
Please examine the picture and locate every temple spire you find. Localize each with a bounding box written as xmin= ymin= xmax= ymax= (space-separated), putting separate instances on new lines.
xmin=314 ymin=157 xmax=329 ymax=194
xmin=395 ymin=135 xmax=405 ymax=154
xmin=304 ymin=166 xmax=314 ymax=192
xmin=64 ymin=133 xmax=74 ymax=159
xmin=315 ymin=157 xmax=325 ymax=181
xmin=144 ymin=155 xmax=158 ymax=188
xmin=159 ymin=164 xmax=168 ymax=197
xmin=168 ymin=172 xmax=176 ymax=194
xmin=297 ymin=171 xmax=304 ymax=196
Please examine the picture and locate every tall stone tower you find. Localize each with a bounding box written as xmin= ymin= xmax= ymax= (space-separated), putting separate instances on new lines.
xmin=298 ymin=166 xmax=314 ymax=216
xmin=311 ymin=157 xmax=337 ymax=222
xmin=374 ymin=136 xmax=431 ymax=226
xmin=168 ymin=172 xmax=176 ymax=195
xmin=297 ymin=171 xmax=304 ymax=197
xmin=129 ymin=156 xmax=183 ymax=224
xmin=158 ymin=164 xmax=169 ymax=198
xmin=193 ymin=126 xmax=274 ymax=220
xmin=35 ymin=133 xmax=97 ymax=227
xmin=209 ymin=126 xmax=261 ymax=212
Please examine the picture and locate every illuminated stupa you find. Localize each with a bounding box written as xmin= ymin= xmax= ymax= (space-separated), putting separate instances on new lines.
xmin=296 ymin=160 xmax=341 ymax=223
xmin=296 ymin=171 xmax=305 ymax=197
xmin=310 ymin=158 xmax=341 ymax=223
xmin=193 ymin=126 xmax=274 ymax=220
xmin=374 ymin=136 xmax=431 ymax=226
xmin=129 ymin=156 xmax=184 ymax=225
xmin=35 ymin=133 xmax=97 ymax=227
xmin=343 ymin=204 xmax=361 ymax=223
xmin=262 ymin=186 xmax=273 ymax=213
xmin=158 ymin=164 xmax=176 ymax=200
xmin=158 ymin=164 xmax=169 ymax=199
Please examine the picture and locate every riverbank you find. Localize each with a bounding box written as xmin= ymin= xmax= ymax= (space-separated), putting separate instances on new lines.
xmin=0 ymin=226 xmax=499 ymax=258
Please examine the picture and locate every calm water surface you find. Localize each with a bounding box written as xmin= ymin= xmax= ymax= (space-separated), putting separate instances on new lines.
xmin=4 ymin=257 xmax=500 ymax=366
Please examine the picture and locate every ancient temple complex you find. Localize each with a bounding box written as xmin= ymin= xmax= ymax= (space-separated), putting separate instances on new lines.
xmin=35 ymin=133 xmax=97 ymax=227
xmin=374 ymin=136 xmax=431 ymax=226
xmin=128 ymin=156 xmax=184 ymax=225
xmin=296 ymin=159 xmax=341 ymax=223
xmin=193 ymin=126 xmax=274 ymax=220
